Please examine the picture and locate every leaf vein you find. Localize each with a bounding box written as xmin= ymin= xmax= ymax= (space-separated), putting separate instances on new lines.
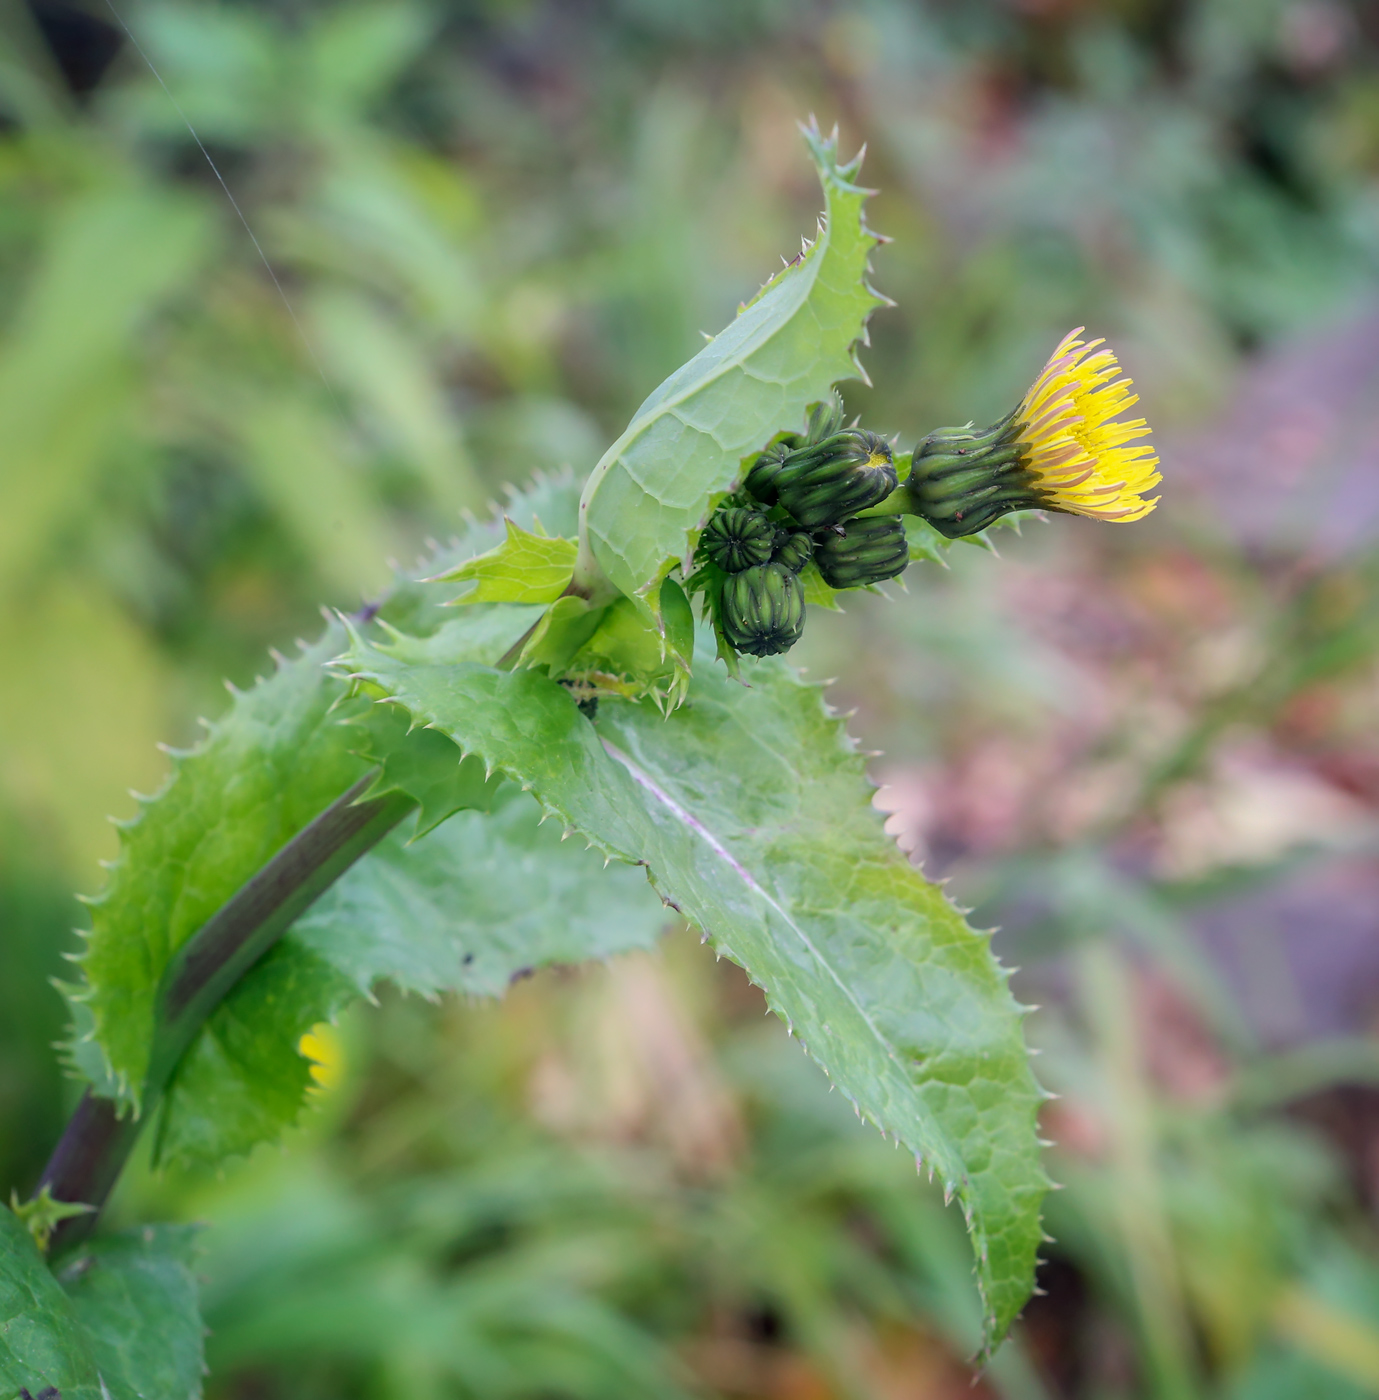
xmin=601 ymin=736 xmax=914 ymax=1083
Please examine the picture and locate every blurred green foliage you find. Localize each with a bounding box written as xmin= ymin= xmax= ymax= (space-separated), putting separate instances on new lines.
xmin=9 ymin=0 xmax=1379 ymax=1395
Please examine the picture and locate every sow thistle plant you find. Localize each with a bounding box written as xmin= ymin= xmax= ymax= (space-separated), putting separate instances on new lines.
xmin=1 ymin=123 xmax=1159 ymax=1400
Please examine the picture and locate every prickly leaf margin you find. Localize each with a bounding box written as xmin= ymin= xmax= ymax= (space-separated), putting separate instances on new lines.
xmin=574 ymin=121 xmax=892 ymax=615
xmin=64 ymin=474 xmax=668 ymax=1169
xmin=336 ymin=628 xmax=1050 ymax=1349
xmin=0 ymin=1204 xmax=204 ymax=1400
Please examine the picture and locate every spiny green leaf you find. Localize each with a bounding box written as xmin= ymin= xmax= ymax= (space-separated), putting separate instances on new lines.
xmin=153 ymin=937 xmax=354 ymax=1168
xmin=562 ymin=597 xmax=678 ymax=702
xmin=659 ymin=576 xmax=695 ymax=674
xmin=67 ymin=476 xmax=581 ymax=1137
xmin=377 ymin=470 xmax=585 ymax=639
xmin=72 ymin=628 xmax=373 ymax=1112
xmin=0 ymin=1203 xmax=104 ymax=1400
xmin=576 ymin=122 xmax=890 ymax=611
xmin=56 ymin=1225 xmax=205 ymax=1400
xmin=68 ymin=471 xmax=671 ymax=1170
xmin=0 ymin=1208 xmax=203 ymax=1400
xmin=293 ymin=787 xmax=670 ymax=1001
xmin=7 ymin=1188 xmax=92 ymax=1254
xmin=352 ymin=703 xmax=507 ymax=838
xmin=521 ymin=595 xmax=610 ymax=673
xmin=433 ymin=518 xmax=577 ymax=605
xmin=335 ymin=631 xmax=1049 ymax=1348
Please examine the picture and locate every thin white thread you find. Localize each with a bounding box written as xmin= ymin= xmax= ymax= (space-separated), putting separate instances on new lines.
xmin=101 ymin=0 xmax=340 ymax=402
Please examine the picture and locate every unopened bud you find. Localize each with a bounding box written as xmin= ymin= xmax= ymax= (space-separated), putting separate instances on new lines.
xmin=802 ymin=392 xmax=846 ymax=446
xmin=772 ymin=530 xmax=814 ymax=574
xmin=775 ymin=430 xmax=898 ymax=530
xmin=743 ymin=442 xmax=794 ymax=506
xmin=814 ymin=516 xmax=909 ymax=589
xmin=700 ymin=507 xmax=777 ymax=573
xmin=901 ymin=413 xmax=1040 ymax=538
xmin=721 ymin=563 xmax=806 ymax=656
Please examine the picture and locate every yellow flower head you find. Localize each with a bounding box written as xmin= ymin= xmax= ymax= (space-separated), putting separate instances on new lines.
xmin=299 ymin=1023 xmax=345 ymax=1093
xmin=1015 ymin=327 xmax=1161 ymax=522
xmin=904 ymin=327 xmax=1162 ymax=538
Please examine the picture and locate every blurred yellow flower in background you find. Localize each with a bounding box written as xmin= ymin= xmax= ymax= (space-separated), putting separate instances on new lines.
xmin=298 ymin=1024 xmax=345 ymax=1093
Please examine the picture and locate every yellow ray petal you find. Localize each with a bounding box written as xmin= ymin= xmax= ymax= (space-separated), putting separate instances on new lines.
xmin=1017 ymin=328 xmax=1162 ymax=522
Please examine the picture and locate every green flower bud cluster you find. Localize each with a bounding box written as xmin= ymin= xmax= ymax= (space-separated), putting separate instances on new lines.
xmin=771 ymin=428 xmax=899 ymax=529
xmin=693 ymin=505 xmax=811 ymax=658
xmin=692 ymin=401 xmax=913 ymax=662
xmin=742 ymin=442 xmax=793 ymax=507
xmin=772 ymin=530 xmax=814 ymax=574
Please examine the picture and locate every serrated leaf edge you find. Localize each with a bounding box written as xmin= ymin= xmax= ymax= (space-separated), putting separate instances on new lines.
xmin=575 ymin=118 xmax=894 ymax=605
xmin=334 ymin=631 xmax=1052 ymax=1349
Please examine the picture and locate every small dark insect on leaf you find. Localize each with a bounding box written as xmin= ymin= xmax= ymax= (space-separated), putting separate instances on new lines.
xmin=509 ymin=966 xmax=535 ymax=983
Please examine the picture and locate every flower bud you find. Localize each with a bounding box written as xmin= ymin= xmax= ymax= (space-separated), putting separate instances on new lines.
xmin=775 ymin=430 xmax=898 ymax=530
xmin=814 ymin=516 xmax=909 ymax=589
xmin=700 ymin=507 xmax=778 ymax=573
xmin=902 ymin=414 xmax=1041 ymax=539
xmin=743 ymin=442 xmax=793 ymax=506
xmin=802 ymin=392 xmax=846 ymax=446
xmin=772 ymin=530 xmax=814 ymax=574
xmin=721 ymin=563 xmax=806 ymax=656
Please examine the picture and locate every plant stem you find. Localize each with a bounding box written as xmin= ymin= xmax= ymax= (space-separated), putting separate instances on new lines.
xmin=40 ymin=773 xmax=416 ymax=1254
xmin=855 ymin=483 xmax=914 ymax=518
xmin=35 ymin=1092 xmax=141 ymax=1250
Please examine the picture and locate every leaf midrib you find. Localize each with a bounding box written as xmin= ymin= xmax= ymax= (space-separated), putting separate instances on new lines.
xmin=599 ymin=734 xmax=956 ymax=1170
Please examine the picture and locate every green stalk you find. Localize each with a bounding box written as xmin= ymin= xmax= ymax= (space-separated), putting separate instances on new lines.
xmin=854 ymin=483 xmax=913 ymax=518
xmin=39 ymin=772 xmax=416 ymax=1254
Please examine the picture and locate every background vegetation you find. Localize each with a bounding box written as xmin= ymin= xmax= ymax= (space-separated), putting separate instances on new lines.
xmin=6 ymin=0 xmax=1379 ymax=1395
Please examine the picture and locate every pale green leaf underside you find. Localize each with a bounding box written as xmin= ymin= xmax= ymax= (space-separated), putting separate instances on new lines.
xmin=296 ymin=788 xmax=670 ymax=1001
xmin=337 ymin=632 xmax=1049 ymax=1346
xmin=580 ymin=124 xmax=888 ymax=604
xmin=0 ymin=1207 xmax=204 ymax=1400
